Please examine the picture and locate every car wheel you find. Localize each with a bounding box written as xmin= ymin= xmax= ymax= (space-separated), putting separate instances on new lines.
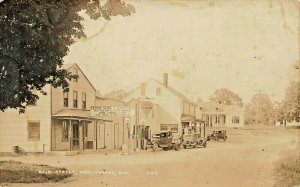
xmin=203 ymin=142 xmax=207 ymax=148
xmin=152 ymin=143 xmax=159 ymax=152
xmin=224 ymin=137 xmax=227 ymax=142
xmin=174 ymin=144 xmax=181 ymax=151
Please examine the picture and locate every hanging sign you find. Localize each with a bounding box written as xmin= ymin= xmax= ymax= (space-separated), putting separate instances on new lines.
xmin=90 ymin=106 xmax=135 ymax=117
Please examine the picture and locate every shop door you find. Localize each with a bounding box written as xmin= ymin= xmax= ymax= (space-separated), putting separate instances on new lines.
xmin=97 ymin=123 xmax=105 ymax=149
xmin=72 ymin=122 xmax=79 ymax=149
xmin=114 ymin=123 xmax=119 ymax=149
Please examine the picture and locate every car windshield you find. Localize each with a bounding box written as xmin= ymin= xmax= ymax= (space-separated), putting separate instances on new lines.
xmin=152 ymin=134 xmax=160 ymax=138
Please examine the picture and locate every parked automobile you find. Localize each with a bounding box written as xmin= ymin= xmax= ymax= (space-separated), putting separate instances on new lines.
xmin=207 ymin=130 xmax=227 ymax=141
xmin=182 ymin=133 xmax=207 ymax=148
xmin=145 ymin=131 xmax=181 ymax=151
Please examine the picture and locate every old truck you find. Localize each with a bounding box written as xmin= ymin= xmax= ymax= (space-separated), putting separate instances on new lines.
xmin=182 ymin=120 xmax=208 ymax=149
xmin=145 ymin=131 xmax=181 ymax=151
xmin=207 ymin=130 xmax=227 ymax=141
xmin=182 ymin=133 xmax=207 ymax=148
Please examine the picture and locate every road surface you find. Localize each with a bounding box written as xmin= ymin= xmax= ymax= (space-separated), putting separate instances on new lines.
xmin=1 ymin=127 xmax=299 ymax=187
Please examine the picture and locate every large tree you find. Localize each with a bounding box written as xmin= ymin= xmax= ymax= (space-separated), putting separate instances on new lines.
xmin=279 ymin=81 xmax=300 ymax=122
xmin=244 ymin=92 xmax=275 ymax=125
xmin=209 ymin=88 xmax=243 ymax=106
xmin=0 ymin=0 xmax=134 ymax=113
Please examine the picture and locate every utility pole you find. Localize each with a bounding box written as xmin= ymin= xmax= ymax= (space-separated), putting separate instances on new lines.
xmin=253 ymin=89 xmax=262 ymax=126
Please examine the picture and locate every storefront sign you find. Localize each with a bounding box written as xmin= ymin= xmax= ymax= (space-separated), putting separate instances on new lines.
xmin=90 ymin=106 xmax=135 ymax=117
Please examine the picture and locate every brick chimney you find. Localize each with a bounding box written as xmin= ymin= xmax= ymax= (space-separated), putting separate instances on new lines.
xmin=163 ymin=73 xmax=168 ymax=87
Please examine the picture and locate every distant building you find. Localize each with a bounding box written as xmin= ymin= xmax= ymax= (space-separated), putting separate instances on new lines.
xmin=124 ymin=73 xmax=198 ymax=140
xmin=196 ymin=101 xmax=244 ymax=128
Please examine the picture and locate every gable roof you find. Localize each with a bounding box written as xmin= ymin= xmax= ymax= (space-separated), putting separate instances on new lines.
xmin=95 ymin=95 xmax=125 ymax=103
xmin=152 ymin=79 xmax=196 ymax=104
xmin=197 ymin=101 xmax=243 ymax=114
xmin=125 ymin=79 xmax=196 ymax=105
xmin=61 ymin=63 xmax=96 ymax=91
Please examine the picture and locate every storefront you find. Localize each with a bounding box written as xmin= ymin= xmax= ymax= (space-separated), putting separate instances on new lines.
xmin=51 ymin=109 xmax=111 ymax=151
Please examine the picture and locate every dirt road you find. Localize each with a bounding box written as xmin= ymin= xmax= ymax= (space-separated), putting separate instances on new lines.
xmin=1 ymin=127 xmax=299 ymax=187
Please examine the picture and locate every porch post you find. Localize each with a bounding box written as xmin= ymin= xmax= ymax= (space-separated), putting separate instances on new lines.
xmin=203 ymin=122 xmax=206 ymax=137
xmin=79 ymin=120 xmax=83 ymax=150
xmin=69 ymin=120 xmax=72 ymax=151
xmin=208 ymin=114 xmax=211 ymax=128
xmin=94 ymin=121 xmax=97 ymax=150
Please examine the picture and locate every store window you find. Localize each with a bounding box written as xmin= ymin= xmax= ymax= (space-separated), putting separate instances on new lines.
xmin=27 ymin=121 xmax=40 ymax=141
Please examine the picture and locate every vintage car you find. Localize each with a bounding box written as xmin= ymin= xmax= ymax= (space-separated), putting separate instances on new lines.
xmin=145 ymin=131 xmax=181 ymax=151
xmin=182 ymin=133 xmax=207 ymax=148
xmin=207 ymin=130 xmax=227 ymax=141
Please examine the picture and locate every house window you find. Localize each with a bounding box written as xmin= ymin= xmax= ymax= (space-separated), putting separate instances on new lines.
xmin=156 ymin=87 xmax=161 ymax=96
xmin=141 ymin=87 xmax=145 ymax=96
xmin=160 ymin=124 xmax=178 ymax=133
xmin=73 ymin=68 xmax=78 ymax=82
xmin=73 ymin=91 xmax=78 ymax=108
xmin=232 ymin=116 xmax=240 ymax=123
xmin=27 ymin=121 xmax=40 ymax=141
xmin=62 ymin=120 xmax=69 ymax=142
xmin=82 ymin=93 xmax=86 ymax=110
xmin=63 ymin=92 xmax=68 ymax=107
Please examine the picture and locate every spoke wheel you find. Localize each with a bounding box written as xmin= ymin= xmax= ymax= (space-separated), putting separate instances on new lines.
xmin=152 ymin=143 xmax=159 ymax=152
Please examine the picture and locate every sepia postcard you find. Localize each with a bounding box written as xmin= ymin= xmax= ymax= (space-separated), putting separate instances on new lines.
xmin=0 ymin=0 xmax=299 ymax=187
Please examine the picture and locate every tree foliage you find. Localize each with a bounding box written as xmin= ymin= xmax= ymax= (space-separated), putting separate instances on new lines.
xmin=277 ymin=81 xmax=300 ymax=123
xmin=0 ymin=0 xmax=135 ymax=113
xmin=244 ymin=92 xmax=274 ymax=125
xmin=209 ymin=88 xmax=243 ymax=106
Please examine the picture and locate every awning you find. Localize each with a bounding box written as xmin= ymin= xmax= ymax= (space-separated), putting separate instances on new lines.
xmin=181 ymin=114 xmax=196 ymax=122
xmin=52 ymin=109 xmax=112 ymax=122
xmin=195 ymin=119 xmax=208 ymax=123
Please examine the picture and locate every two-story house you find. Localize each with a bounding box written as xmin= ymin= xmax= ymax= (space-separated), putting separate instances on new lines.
xmin=50 ymin=63 xmax=108 ymax=151
xmin=124 ymin=73 xmax=198 ymax=139
xmin=0 ymin=63 xmax=118 ymax=154
xmin=196 ymin=101 xmax=244 ymax=128
xmin=0 ymin=85 xmax=52 ymax=153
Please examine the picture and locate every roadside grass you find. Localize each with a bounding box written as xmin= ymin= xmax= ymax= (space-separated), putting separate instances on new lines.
xmin=0 ymin=160 xmax=72 ymax=183
xmin=273 ymin=149 xmax=300 ymax=187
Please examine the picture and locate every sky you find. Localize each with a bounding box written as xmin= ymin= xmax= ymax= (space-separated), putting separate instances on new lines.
xmin=64 ymin=0 xmax=299 ymax=103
